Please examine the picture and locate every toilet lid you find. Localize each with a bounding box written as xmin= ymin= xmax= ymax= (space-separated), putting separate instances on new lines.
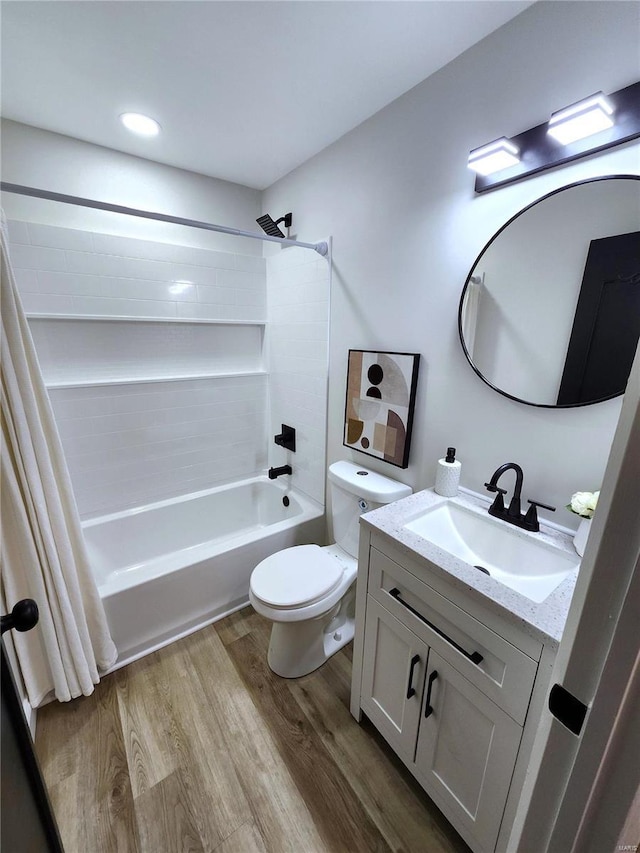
xmin=251 ymin=545 xmax=343 ymax=608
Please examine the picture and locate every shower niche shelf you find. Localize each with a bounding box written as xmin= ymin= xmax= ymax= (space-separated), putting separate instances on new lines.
xmin=28 ymin=315 xmax=265 ymax=387
xmin=44 ymin=370 xmax=268 ymax=390
xmin=25 ymin=313 xmax=265 ymax=326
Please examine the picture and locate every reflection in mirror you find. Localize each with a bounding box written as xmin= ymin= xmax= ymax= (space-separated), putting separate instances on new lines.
xmin=459 ymin=177 xmax=640 ymax=407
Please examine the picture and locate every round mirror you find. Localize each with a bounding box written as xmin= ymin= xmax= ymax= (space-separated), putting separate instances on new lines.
xmin=459 ymin=176 xmax=640 ymax=407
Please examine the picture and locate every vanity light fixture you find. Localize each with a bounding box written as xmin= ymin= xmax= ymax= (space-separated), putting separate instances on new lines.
xmin=467 ymin=138 xmax=520 ymax=176
xmin=120 ymin=112 xmax=161 ymax=137
xmin=471 ymin=80 xmax=640 ymax=193
xmin=547 ymin=92 xmax=615 ymax=145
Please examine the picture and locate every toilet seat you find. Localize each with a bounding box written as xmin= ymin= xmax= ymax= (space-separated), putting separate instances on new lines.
xmin=250 ymin=544 xmax=343 ymax=609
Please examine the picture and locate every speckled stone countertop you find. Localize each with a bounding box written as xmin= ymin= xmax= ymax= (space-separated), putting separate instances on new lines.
xmin=361 ymin=488 xmax=580 ymax=648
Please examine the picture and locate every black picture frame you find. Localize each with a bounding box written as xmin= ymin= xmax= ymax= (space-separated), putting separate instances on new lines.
xmin=343 ymin=349 xmax=420 ymax=469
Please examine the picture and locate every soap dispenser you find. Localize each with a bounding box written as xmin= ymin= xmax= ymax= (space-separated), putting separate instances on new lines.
xmin=435 ymin=447 xmax=461 ymax=497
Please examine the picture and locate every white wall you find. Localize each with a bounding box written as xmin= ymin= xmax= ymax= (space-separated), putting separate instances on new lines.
xmin=263 ymin=1 xmax=640 ymax=530
xmin=1 ymin=119 xmax=262 ymax=253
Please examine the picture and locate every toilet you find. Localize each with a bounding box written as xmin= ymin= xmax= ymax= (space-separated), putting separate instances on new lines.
xmin=249 ymin=460 xmax=412 ymax=678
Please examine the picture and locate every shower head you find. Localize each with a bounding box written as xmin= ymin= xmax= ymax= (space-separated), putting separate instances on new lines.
xmin=256 ymin=212 xmax=292 ymax=238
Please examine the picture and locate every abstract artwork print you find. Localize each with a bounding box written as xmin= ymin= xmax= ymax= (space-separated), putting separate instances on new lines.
xmin=343 ymin=350 xmax=420 ymax=468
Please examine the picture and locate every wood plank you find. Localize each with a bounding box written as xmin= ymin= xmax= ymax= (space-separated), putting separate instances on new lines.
xmin=92 ymin=673 xmax=142 ymax=852
xmin=36 ymin=680 xmax=101 ymax=787
xmin=292 ymin=649 xmax=470 ymax=853
xmin=36 ymin=674 xmax=141 ymax=853
xmin=186 ymin=625 xmax=327 ymax=853
xmin=215 ymin=606 xmax=264 ymax=647
xmin=36 ymin=691 xmax=96 ymax=853
xmin=42 ymin=774 xmax=83 ymax=853
xmin=225 ymin=629 xmax=394 ymax=853
xmin=114 ymin=655 xmax=179 ymax=797
xmin=115 ymin=636 xmax=251 ymax=849
xmin=213 ymin=820 xmax=267 ymax=853
xmin=134 ymin=770 xmax=205 ymax=853
xmin=149 ymin=638 xmax=252 ymax=848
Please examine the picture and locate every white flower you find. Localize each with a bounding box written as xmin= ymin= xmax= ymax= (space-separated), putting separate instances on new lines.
xmin=569 ymin=490 xmax=599 ymax=518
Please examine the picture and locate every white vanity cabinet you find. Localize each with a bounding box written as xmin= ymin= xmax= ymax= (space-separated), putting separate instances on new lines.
xmin=361 ymin=597 xmax=522 ymax=852
xmin=352 ymin=530 xmax=559 ymax=853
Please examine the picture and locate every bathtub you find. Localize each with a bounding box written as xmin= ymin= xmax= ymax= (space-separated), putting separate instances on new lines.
xmin=82 ymin=476 xmax=325 ymax=667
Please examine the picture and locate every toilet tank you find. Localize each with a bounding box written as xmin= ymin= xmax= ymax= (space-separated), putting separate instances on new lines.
xmin=328 ymin=461 xmax=412 ymax=558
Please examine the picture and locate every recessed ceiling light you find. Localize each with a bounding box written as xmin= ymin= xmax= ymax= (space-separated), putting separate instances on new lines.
xmin=120 ymin=112 xmax=161 ymax=137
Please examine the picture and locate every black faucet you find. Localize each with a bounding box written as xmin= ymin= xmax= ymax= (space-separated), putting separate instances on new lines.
xmin=485 ymin=462 xmax=555 ymax=532
xmin=268 ymin=465 xmax=292 ymax=480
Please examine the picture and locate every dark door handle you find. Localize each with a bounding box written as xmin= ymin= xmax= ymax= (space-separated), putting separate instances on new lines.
xmin=424 ymin=670 xmax=438 ymax=718
xmin=388 ymin=588 xmax=483 ymax=665
xmin=1 ymin=600 xmax=39 ymax=635
xmin=548 ymin=684 xmax=588 ymax=736
xmin=406 ymin=654 xmax=420 ymax=699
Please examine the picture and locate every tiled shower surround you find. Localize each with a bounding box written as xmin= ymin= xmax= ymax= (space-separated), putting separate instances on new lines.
xmin=267 ymin=245 xmax=330 ymax=505
xmin=8 ymin=220 xmax=329 ymax=517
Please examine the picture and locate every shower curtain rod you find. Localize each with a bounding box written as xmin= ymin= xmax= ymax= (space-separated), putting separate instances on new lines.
xmin=0 ymin=182 xmax=329 ymax=257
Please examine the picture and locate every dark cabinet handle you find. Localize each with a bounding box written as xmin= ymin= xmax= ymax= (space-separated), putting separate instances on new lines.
xmin=406 ymin=654 xmax=420 ymax=699
xmin=424 ymin=670 xmax=438 ymax=718
xmin=1 ymin=599 xmax=39 ymax=635
xmin=388 ymin=587 xmax=483 ymax=665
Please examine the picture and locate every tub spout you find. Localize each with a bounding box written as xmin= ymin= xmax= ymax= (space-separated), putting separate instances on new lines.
xmin=268 ymin=465 xmax=292 ymax=479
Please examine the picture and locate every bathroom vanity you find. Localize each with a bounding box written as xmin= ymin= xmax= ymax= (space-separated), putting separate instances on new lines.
xmin=350 ymin=489 xmax=579 ymax=853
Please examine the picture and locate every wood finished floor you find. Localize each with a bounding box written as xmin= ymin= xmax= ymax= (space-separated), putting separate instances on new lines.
xmin=35 ymin=608 xmax=471 ymax=853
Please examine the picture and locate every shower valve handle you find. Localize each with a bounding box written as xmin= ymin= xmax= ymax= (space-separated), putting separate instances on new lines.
xmin=274 ymin=424 xmax=296 ymax=452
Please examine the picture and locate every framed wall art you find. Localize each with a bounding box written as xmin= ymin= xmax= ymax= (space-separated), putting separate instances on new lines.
xmin=343 ymin=349 xmax=420 ymax=469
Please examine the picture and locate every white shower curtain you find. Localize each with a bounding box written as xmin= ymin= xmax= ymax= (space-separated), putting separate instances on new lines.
xmin=1 ymin=219 xmax=117 ymax=705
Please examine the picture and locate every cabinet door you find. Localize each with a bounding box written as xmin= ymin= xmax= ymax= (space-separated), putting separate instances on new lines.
xmin=414 ymin=649 xmax=522 ymax=853
xmin=360 ymin=597 xmax=428 ymax=763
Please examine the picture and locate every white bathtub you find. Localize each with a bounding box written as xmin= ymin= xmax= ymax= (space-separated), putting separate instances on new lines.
xmin=82 ymin=476 xmax=325 ymax=667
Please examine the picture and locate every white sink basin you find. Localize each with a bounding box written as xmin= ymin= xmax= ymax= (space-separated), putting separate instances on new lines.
xmin=403 ymin=501 xmax=579 ymax=603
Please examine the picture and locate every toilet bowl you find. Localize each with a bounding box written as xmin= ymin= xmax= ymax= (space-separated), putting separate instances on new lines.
xmin=249 ymin=460 xmax=412 ymax=678
xmin=250 ymin=543 xmax=357 ymax=678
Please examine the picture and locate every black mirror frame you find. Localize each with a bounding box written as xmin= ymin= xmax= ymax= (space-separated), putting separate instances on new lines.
xmin=458 ymin=174 xmax=640 ymax=409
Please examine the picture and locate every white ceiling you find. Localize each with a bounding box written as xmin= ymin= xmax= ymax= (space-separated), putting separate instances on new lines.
xmin=1 ymin=1 xmax=533 ymax=190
